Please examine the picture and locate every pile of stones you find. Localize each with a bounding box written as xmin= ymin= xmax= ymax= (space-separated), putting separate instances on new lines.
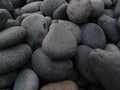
xmin=0 ymin=0 xmax=120 ymax=90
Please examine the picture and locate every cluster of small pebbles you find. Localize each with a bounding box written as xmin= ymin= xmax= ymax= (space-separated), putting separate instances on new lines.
xmin=0 ymin=0 xmax=120 ymax=90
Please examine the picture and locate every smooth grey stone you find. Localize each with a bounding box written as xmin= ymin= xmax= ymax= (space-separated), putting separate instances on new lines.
xmin=0 ymin=44 xmax=32 ymax=74
xmin=13 ymin=69 xmax=39 ymax=90
xmin=112 ymin=0 xmax=118 ymax=5
xmin=89 ymin=49 xmax=120 ymax=90
xmin=118 ymin=16 xmax=120 ymax=29
xmin=22 ymin=14 xmax=48 ymax=49
xmin=41 ymin=0 xmax=66 ymax=17
xmin=20 ymin=1 xmax=42 ymax=15
xmin=42 ymin=20 xmax=78 ymax=59
xmin=90 ymin=0 xmax=104 ymax=18
xmin=114 ymin=0 xmax=120 ymax=17
xmin=0 ymin=71 xmax=17 ymax=88
xmin=105 ymin=44 xmax=120 ymax=54
xmin=45 ymin=16 xmax=52 ymax=29
xmin=32 ymin=48 xmax=73 ymax=81
xmin=98 ymin=15 xmax=120 ymax=42
xmin=9 ymin=0 xmax=26 ymax=8
xmin=103 ymin=9 xmax=114 ymax=17
xmin=81 ymin=23 xmax=106 ymax=49
xmin=67 ymin=0 xmax=92 ymax=23
xmin=0 ymin=26 xmax=26 ymax=49
xmin=53 ymin=3 xmax=68 ymax=20
xmin=74 ymin=45 xmax=98 ymax=84
xmin=26 ymin=0 xmax=42 ymax=3
xmin=0 ymin=0 xmax=14 ymax=12
xmin=3 ymin=19 xmax=20 ymax=29
xmin=102 ymin=0 xmax=113 ymax=8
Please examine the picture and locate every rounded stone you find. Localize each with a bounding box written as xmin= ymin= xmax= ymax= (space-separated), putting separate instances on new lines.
xmin=0 ymin=26 xmax=26 ymax=49
xmin=74 ymin=45 xmax=98 ymax=84
xmin=89 ymin=49 xmax=120 ymax=90
xmin=67 ymin=0 xmax=92 ymax=23
xmin=102 ymin=0 xmax=113 ymax=8
xmin=13 ymin=69 xmax=39 ymax=90
xmin=0 ymin=44 xmax=32 ymax=74
xmin=42 ymin=20 xmax=78 ymax=59
xmin=90 ymin=0 xmax=104 ymax=17
xmin=114 ymin=0 xmax=120 ymax=18
xmin=41 ymin=0 xmax=66 ymax=17
xmin=98 ymin=15 xmax=120 ymax=42
xmin=21 ymin=14 xmax=48 ymax=49
xmin=0 ymin=71 xmax=17 ymax=88
xmin=26 ymin=0 xmax=42 ymax=3
xmin=118 ymin=16 xmax=120 ymax=29
xmin=81 ymin=23 xmax=106 ymax=49
xmin=103 ymin=9 xmax=114 ymax=18
xmin=40 ymin=80 xmax=78 ymax=90
xmin=32 ymin=48 xmax=73 ymax=81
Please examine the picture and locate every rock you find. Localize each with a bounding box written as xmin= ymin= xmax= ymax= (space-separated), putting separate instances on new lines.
xmin=40 ymin=80 xmax=78 ymax=90
xmin=0 ymin=44 xmax=32 ymax=74
xmin=3 ymin=19 xmax=20 ymax=29
xmin=98 ymin=15 xmax=120 ymax=42
xmin=105 ymin=44 xmax=120 ymax=54
xmin=0 ymin=71 xmax=17 ymax=88
xmin=20 ymin=1 xmax=42 ymax=15
xmin=45 ymin=16 xmax=52 ymax=29
xmin=102 ymin=0 xmax=113 ymax=8
xmin=26 ymin=0 xmax=42 ymax=3
xmin=118 ymin=16 xmax=120 ymax=29
xmin=112 ymin=0 xmax=118 ymax=5
xmin=32 ymin=48 xmax=73 ymax=81
xmin=114 ymin=0 xmax=120 ymax=17
xmin=81 ymin=23 xmax=106 ymax=49
xmin=74 ymin=45 xmax=98 ymax=84
xmin=76 ymin=77 xmax=88 ymax=87
xmin=42 ymin=20 xmax=78 ymax=59
xmin=67 ymin=0 xmax=92 ymax=23
xmin=53 ymin=3 xmax=68 ymax=20
xmin=41 ymin=0 xmax=66 ymax=17
xmin=89 ymin=49 xmax=120 ymax=90
xmin=21 ymin=14 xmax=48 ymax=49
xmin=0 ymin=89 xmax=11 ymax=90
xmin=0 ymin=26 xmax=26 ymax=49
xmin=0 ymin=0 xmax=14 ymax=12
xmin=0 ymin=9 xmax=13 ymax=19
xmin=103 ymin=9 xmax=114 ymax=17
xmin=90 ymin=0 xmax=104 ymax=18
xmin=13 ymin=69 xmax=39 ymax=90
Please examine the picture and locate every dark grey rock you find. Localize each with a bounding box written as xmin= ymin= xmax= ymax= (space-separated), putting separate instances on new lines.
xmin=45 ymin=16 xmax=52 ymax=29
xmin=42 ymin=20 xmax=78 ymax=59
xmin=102 ymin=0 xmax=113 ymax=8
xmin=0 ymin=71 xmax=17 ymax=88
xmin=90 ymin=0 xmax=104 ymax=18
xmin=76 ymin=77 xmax=88 ymax=87
xmin=103 ymin=9 xmax=114 ymax=17
xmin=81 ymin=23 xmax=106 ymax=49
xmin=41 ymin=0 xmax=66 ymax=17
xmin=74 ymin=45 xmax=98 ymax=84
xmin=89 ymin=49 xmax=120 ymax=90
xmin=26 ymin=0 xmax=42 ymax=3
xmin=112 ymin=0 xmax=118 ymax=5
xmin=118 ymin=16 xmax=120 ymax=29
xmin=0 ymin=44 xmax=32 ymax=74
xmin=53 ymin=3 xmax=68 ymax=20
xmin=98 ymin=15 xmax=120 ymax=42
xmin=13 ymin=69 xmax=39 ymax=90
xmin=21 ymin=14 xmax=48 ymax=49
xmin=67 ymin=0 xmax=92 ymax=23
xmin=114 ymin=0 xmax=120 ymax=17
xmin=0 ymin=26 xmax=26 ymax=49
xmin=32 ymin=48 xmax=73 ymax=81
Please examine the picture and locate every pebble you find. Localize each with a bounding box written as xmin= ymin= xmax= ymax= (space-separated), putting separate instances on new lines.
xmin=102 ymin=0 xmax=113 ymax=8
xmin=98 ymin=15 xmax=120 ymax=42
xmin=42 ymin=20 xmax=78 ymax=59
xmin=21 ymin=14 xmax=48 ymax=49
xmin=13 ymin=69 xmax=39 ymax=90
xmin=32 ymin=48 xmax=73 ymax=81
xmin=81 ymin=23 xmax=106 ymax=49
xmin=40 ymin=80 xmax=78 ymax=90
xmin=114 ymin=0 xmax=120 ymax=17
xmin=67 ymin=0 xmax=92 ymax=23
xmin=103 ymin=9 xmax=114 ymax=17
xmin=0 ymin=44 xmax=32 ymax=74
xmin=118 ymin=16 xmax=120 ymax=29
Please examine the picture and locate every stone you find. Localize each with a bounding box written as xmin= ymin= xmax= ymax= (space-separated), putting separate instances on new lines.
xmin=114 ymin=0 xmax=120 ymax=17
xmin=103 ymin=9 xmax=114 ymax=17
xmin=102 ymin=0 xmax=113 ymax=8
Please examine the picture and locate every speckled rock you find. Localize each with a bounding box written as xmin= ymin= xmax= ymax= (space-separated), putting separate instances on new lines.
xmin=0 ymin=44 xmax=32 ymax=74
xmin=67 ymin=0 xmax=92 ymax=23
xmin=114 ymin=0 xmax=120 ymax=17
xmin=98 ymin=15 xmax=120 ymax=42
xmin=0 ymin=71 xmax=17 ymax=88
xmin=40 ymin=80 xmax=78 ymax=90
xmin=13 ymin=69 xmax=39 ymax=90
xmin=89 ymin=49 xmax=120 ymax=90
xmin=81 ymin=23 xmax=106 ymax=49
xmin=0 ymin=26 xmax=26 ymax=49
xmin=32 ymin=48 xmax=73 ymax=81
xmin=42 ymin=20 xmax=78 ymax=59
xmin=22 ymin=14 xmax=48 ymax=49
xmin=41 ymin=0 xmax=66 ymax=17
